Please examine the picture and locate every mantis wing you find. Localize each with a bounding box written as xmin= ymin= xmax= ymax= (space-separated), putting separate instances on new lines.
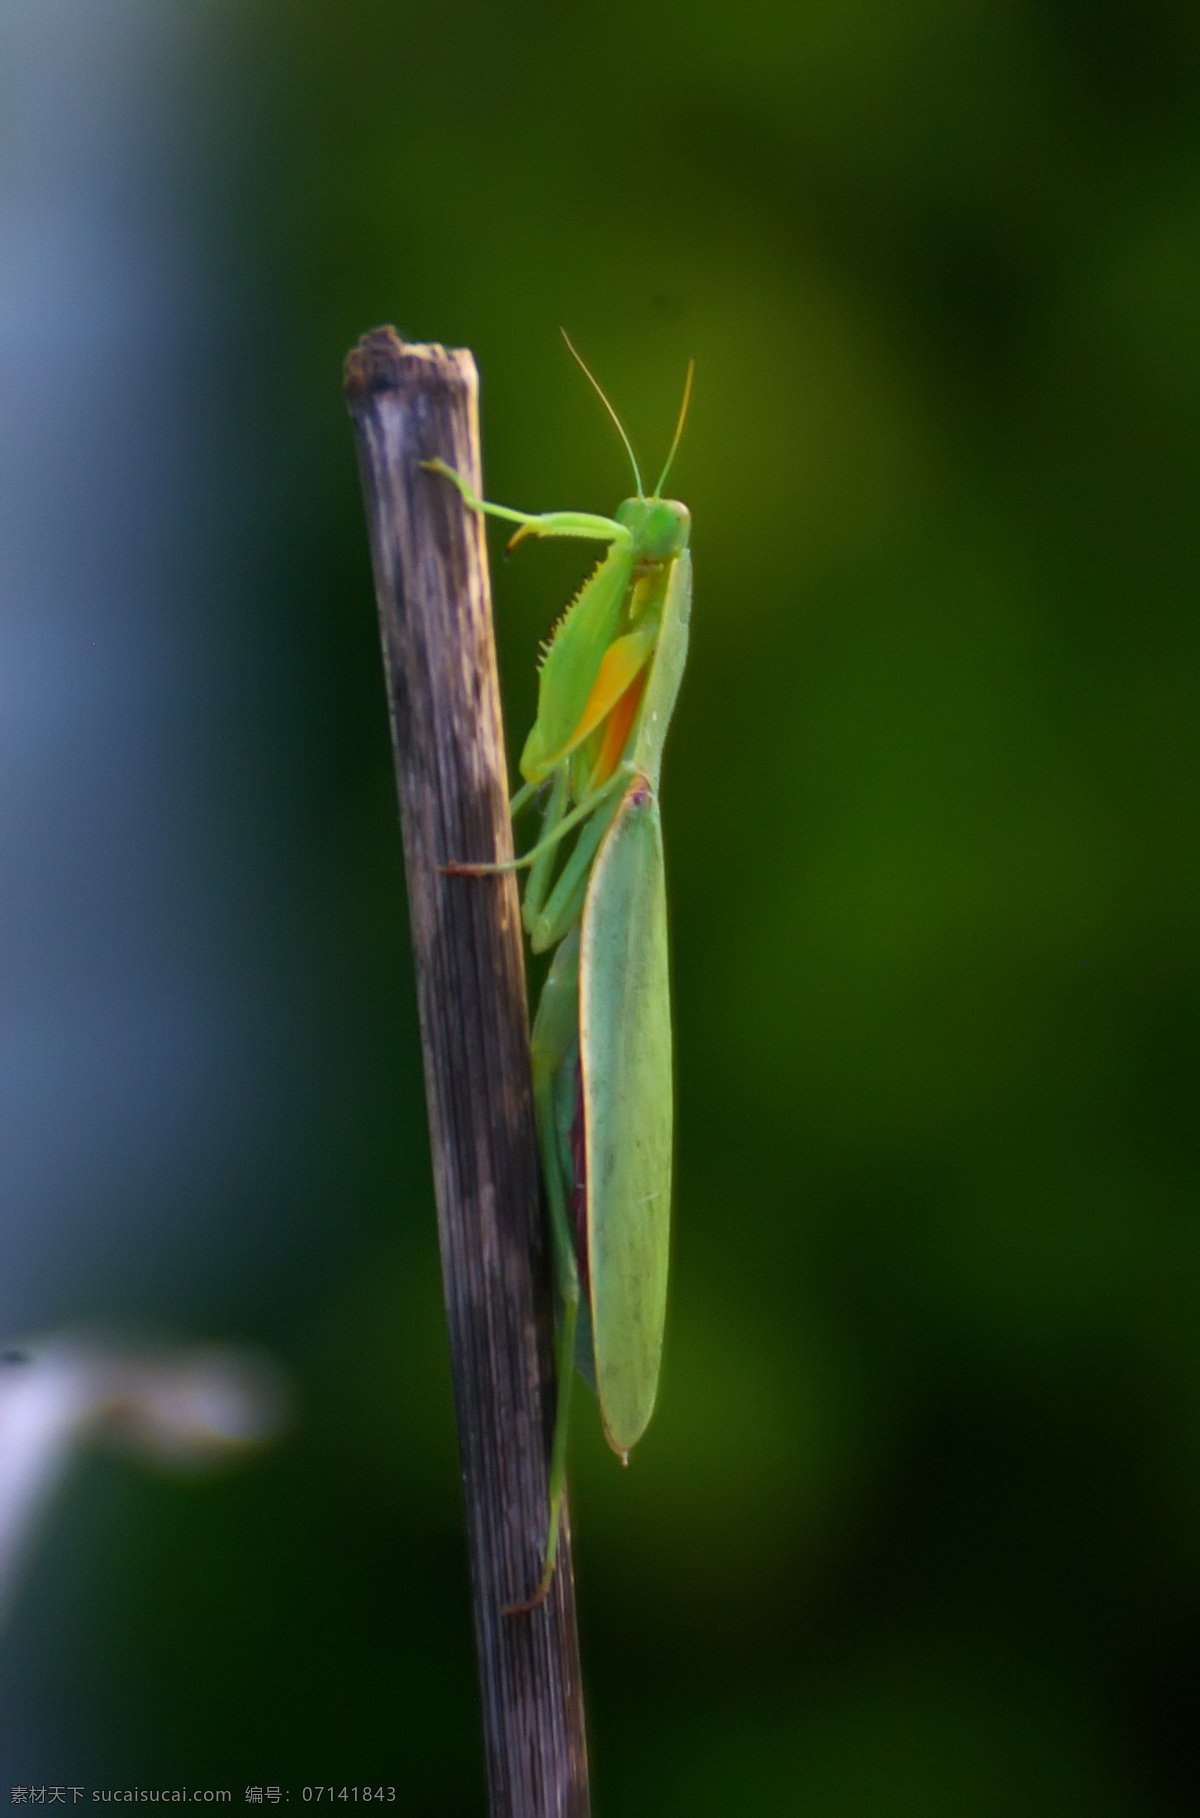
xmin=580 ymin=780 xmax=672 ymax=1458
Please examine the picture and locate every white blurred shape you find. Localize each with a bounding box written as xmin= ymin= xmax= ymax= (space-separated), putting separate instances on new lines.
xmin=0 ymin=1336 xmax=288 ymax=1620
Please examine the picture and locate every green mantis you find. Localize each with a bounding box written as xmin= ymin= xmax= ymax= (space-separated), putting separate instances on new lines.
xmin=428 ymin=340 xmax=693 ymax=1612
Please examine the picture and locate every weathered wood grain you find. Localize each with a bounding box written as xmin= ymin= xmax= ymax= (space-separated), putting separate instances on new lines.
xmin=345 ymin=330 xmax=589 ymax=1818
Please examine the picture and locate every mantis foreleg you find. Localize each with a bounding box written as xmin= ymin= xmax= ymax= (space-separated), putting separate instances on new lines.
xmin=421 ymin=460 xmax=629 ymax=548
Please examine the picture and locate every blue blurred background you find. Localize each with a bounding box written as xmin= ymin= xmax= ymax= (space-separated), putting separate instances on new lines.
xmin=2 ymin=0 xmax=1199 ymax=1807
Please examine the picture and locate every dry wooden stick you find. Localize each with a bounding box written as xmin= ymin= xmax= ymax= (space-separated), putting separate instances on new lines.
xmin=344 ymin=330 xmax=590 ymax=1818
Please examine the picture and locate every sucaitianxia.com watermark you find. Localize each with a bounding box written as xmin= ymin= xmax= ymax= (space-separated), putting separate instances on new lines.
xmin=11 ymin=1796 xmax=231 ymax=1806
xmin=12 ymin=1795 xmax=232 ymax=1806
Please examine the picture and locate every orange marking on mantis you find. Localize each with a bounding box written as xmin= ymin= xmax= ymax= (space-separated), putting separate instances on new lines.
xmin=589 ymin=668 xmax=647 ymax=790
xmin=547 ymin=630 xmax=651 ymax=768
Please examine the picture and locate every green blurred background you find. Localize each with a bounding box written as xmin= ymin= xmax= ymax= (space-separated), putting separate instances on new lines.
xmin=7 ymin=0 xmax=1200 ymax=1809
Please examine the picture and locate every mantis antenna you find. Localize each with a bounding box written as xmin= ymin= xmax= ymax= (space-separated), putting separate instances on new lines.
xmin=652 ymin=359 xmax=695 ymax=500
xmin=561 ymin=329 xmax=645 ymax=499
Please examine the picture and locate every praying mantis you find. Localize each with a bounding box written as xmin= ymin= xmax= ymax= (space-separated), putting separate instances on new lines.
xmin=427 ymin=339 xmax=693 ymax=1612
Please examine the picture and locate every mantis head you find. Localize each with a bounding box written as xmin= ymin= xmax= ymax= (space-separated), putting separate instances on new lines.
xmin=615 ymin=496 xmax=691 ymax=561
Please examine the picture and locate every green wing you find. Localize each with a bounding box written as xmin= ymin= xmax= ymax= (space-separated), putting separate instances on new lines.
xmin=580 ymin=781 xmax=672 ymax=1458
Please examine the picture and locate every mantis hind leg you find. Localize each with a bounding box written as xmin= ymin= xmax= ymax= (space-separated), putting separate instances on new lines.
xmin=507 ymin=928 xmax=583 ymax=1616
xmin=505 ymin=1241 xmax=578 ymax=1616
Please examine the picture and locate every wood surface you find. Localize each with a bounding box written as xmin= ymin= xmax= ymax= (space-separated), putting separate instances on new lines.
xmin=345 ymin=329 xmax=589 ymax=1818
